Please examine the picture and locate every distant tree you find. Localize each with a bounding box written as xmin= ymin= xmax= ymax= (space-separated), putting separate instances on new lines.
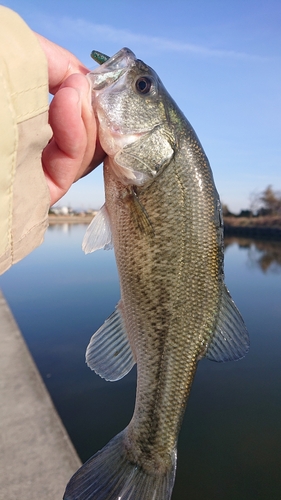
xmin=249 ymin=189 xmax=261 ymax=215
xmin=221 ymin=203 xmax=234 ymax=217
xmin=238 ymin=209 xmax=252 ymax=218
xmin=259 ymin=185 xmax=281 ymax=215
xmin=250 ymin=185 xmax=281 ymax=216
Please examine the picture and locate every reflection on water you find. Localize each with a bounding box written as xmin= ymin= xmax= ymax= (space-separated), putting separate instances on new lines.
xmin=225 ymin=237 xmax=281 ymax=273
xmin=0 ymin=226 xmax=281 ymax=500
xmin=48 ymin=221 xmax=89 ymax=234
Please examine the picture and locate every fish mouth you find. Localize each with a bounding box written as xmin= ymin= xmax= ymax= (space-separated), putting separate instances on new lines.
xmin=88 ymin=48 xmax=136 ymax=93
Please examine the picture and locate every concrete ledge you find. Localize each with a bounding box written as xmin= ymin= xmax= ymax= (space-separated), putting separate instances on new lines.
xmin=0 ymin=291 xmax=81 ymax=500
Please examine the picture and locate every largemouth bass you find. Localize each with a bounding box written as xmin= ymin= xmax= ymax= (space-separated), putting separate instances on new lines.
xmin=64 ymin=48 xmax=249 ymax=500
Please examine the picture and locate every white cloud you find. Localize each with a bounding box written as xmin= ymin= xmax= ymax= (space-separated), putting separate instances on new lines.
xmin=35 ymin=13 xmax=266 ymax=61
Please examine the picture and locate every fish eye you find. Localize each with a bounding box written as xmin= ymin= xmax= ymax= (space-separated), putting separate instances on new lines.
xmin=135 ymin=76 xmax=153 ymax=94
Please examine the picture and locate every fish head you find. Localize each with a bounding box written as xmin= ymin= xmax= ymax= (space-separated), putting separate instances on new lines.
xmin=88 ymin=48 xmax=175 ymax=186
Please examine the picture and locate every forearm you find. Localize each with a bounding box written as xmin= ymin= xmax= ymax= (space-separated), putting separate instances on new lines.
xmin=0 ymin=7 xmax=51 ymax=274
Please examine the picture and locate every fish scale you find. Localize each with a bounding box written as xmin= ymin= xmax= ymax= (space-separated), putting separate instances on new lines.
xmin=64 ymin=47 xmax=249 ymax=500
xmin=104 ymin=154 xmax=219 ymax=470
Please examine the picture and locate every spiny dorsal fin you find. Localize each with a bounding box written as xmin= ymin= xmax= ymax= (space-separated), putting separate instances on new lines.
xmin=206 ymin=285 xmax=249 ymax=362
xmin=86 ymin=302 xmax=136 ymax=381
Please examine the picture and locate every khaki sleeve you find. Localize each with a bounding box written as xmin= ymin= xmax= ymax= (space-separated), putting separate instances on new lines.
xmin=0 ymin=7 xmax=52 ymax=275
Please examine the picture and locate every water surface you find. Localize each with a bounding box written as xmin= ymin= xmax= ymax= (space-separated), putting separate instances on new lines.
xmin=0 ymin=225 xmax=281 ymax=499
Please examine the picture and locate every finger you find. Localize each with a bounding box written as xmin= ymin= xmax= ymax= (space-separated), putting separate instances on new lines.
xmin=42 ymin=85 xmax=89 ymax=204
xmin=35 ymin=33 xmax=89 ymax=94
xmin=57 ymin=73 xmax=106 ymax=180
xmin=79 ymin=137 xmax=105 ymax=179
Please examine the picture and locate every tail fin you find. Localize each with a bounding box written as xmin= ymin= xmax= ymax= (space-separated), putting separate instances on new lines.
xmin=64 ymin=429 xmax=176 ymax=500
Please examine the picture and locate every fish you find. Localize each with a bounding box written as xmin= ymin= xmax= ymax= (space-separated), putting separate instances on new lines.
xmin=64 ymin=48 xmax=249 ymax=500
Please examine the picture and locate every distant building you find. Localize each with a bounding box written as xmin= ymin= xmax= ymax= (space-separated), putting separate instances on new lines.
xmin=49 ymin=206 xmax=73 ymax=216
xmin=60 ymin=206 xmax=69 ymax=215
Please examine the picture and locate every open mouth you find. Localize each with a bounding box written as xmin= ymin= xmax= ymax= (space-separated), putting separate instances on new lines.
xmin=88 ymin=48 xmax=136 ymax=93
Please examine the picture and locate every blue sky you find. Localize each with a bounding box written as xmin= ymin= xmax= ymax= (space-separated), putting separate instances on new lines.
xmin=3 ymin=0 xmax=281 ymax=213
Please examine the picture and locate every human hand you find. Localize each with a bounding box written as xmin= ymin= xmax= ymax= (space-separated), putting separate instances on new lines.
xmin=36 ymin=34 xmax=105 ymax=205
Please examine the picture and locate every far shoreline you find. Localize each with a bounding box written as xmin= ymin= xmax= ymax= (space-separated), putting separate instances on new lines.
xmin=48 ymin=214 xmax=281 ymax=240
xmin=224 ymin=215 xmax=281 ymax=240
xmin=48 ymin=214 xmax=94 ymax=225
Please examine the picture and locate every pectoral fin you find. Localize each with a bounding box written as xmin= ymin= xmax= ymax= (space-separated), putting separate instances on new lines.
xmin=205 ymin=285 xmax=249 ymax=362
xmin=86 ymin=302 xmax=136 ymax=381
xmin=125 ymin=189 xmax=154 ymax=237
